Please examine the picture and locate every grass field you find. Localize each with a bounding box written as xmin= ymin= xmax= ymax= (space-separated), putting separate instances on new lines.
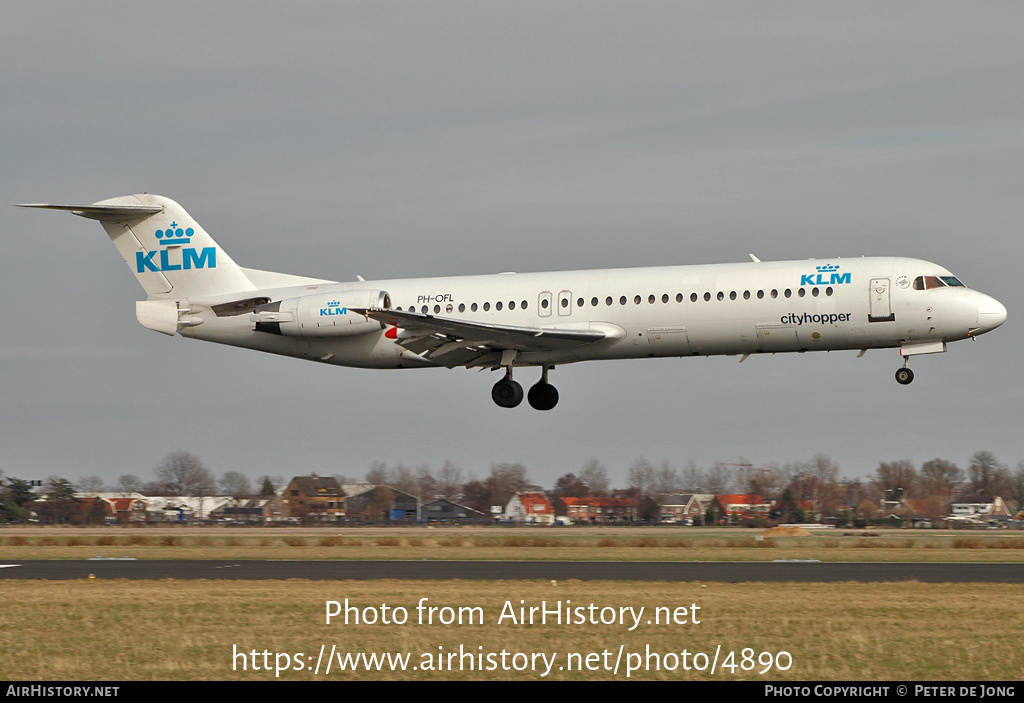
xmin=1 ymin=578 xmax=1020 ymax=681
xmin=3 ymin=526 xmax=1020 ymax=681
xmin=2 ymin=525 xmax=1024 ymax=562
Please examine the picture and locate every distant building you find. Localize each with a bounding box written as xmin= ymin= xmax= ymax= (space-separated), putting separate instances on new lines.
xmin=504 ymin=491 xmax=555 ymax=525
xmin=560 ymin=496 xmax=639 ymax=524
xmin=346 ymin=486 xmax=420 ymax=523
xmin=655 ymin=494 xmax=708 ymax=524
xmin=711 ymin=494 xmax=770 ymax=524
xmin=422 ymin=498 xmax=487 ymax=524
xmin=282 ymin=475 xmax=346 ymax=523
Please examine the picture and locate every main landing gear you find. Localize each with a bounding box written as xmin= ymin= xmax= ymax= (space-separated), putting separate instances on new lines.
xmin=491 ymin=366 xmax=559 ymax=410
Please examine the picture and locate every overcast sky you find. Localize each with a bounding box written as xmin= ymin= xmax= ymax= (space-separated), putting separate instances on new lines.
xmin=2 ymin=2 xmax=1022 ymax=491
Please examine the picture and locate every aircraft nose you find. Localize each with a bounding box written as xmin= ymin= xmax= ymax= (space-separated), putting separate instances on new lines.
xmin=977 ymin=294 xmax=1007 ymax=333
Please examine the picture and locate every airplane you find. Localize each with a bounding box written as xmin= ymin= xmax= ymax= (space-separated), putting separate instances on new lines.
xmin=20 ymin=194 xmax=1006 ymax=410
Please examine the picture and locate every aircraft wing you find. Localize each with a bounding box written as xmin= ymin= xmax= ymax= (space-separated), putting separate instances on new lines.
xmin=352 ymin=307 xmax=611 ymax=368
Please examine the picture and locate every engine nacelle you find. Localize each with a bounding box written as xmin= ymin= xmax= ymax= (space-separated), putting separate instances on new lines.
xmin=251 ymin=290 xmax=390 ymax=337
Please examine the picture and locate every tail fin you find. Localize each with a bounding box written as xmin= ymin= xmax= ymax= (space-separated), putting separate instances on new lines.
xmin=20 ymin=194 xmax=256 ymax=299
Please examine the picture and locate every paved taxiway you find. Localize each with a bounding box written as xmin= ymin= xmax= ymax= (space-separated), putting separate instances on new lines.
xmin=1 ymin=560 xmax=1022 ymax=582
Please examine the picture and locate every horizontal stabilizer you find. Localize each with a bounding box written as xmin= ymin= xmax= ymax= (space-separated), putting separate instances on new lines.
xmin=17 ymin=203 xmax=163 ymax=222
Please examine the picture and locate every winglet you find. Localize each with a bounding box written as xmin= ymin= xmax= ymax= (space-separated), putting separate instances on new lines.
xmin=749 ymin=253 xmax=761 ymax=263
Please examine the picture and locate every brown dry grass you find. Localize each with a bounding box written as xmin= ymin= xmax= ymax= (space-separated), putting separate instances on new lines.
xmin=0 ymin=579 xmax=1019 ymax=681
xmin=2 ymin=527 xmax=1024 ymax=562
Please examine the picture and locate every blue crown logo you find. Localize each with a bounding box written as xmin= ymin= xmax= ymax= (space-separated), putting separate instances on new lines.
xmin=155 ymin=221 xmax=194 ymax=246
xmin=327 ymin=300 xmax=341 ymax=307
xmin=815 ymin=264 xmax=840 ymax=272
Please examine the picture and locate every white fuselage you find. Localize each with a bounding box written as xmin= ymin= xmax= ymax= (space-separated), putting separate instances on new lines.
xmin=181 ymin=256 xmax=1003 ymax=370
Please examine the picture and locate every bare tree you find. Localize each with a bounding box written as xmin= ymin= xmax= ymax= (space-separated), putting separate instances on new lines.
xmin=365 ymin=461 xmax=388 ymax=485
xmin=437 ymin=461 xmax=463 ymax=498
xmin=219 ymin=471 xmax=252 ymax=499
xmin=154 ymin=452 xmax=216 ymax=496
xmin=488 ymin=463 xmax=531 ymax=507
xmin=627 ymin=457 xmax=655 ymax=496
xmin=873 ymin=460 xmax=918 ymax=499
xmin=77 ymin=475 xmax=106 ymax=493
xmin=919 ymin=459 xmax=963 ymax=500
xmin=579 ymin=458 xmax=610 ymax=496
xmin=966 ymin=451 xmax=1009 ymax=500
xmin=117 ymin=474 xmax=143 ymax=495
xmin=652 ymin=461 xmax=681 ymax=495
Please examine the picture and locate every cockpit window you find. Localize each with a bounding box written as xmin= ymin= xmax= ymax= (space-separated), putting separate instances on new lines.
xmin=940 ymin=276 xmax=965 ymax=287
xmin=913 ymin=275 xmax=952 ymax=290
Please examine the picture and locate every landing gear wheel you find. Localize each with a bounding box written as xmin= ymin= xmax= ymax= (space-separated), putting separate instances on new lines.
xmin=528 ymin=381 xmax=559 ymax=410
xmin=895 ymin=367 xmax=914 ymax=385
xmin=492 ymin=378 xmax=524 ymax=408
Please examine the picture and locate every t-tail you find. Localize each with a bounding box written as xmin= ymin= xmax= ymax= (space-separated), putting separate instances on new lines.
xmin=20 ymin=194 xmax=257 ymax=298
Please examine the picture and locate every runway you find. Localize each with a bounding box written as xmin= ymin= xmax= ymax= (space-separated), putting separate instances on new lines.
xmin=1 ymin=560 xmax=1023 ymax=582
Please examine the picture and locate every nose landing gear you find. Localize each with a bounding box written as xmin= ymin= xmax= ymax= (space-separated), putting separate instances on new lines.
xmin=895 ymin=360 xmax=915 ymax=385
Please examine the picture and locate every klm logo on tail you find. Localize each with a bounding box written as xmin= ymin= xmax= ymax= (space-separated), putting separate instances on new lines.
xmin=801 ymin=264 xmax=850 ymax=286
xmin=136 ymin=222 xmax=217 ymax=273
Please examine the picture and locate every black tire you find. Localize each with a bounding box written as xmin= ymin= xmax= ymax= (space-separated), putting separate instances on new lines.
xmin=492 ymin=378 xmax=524 ymax=408
xmin=527 ymin=382 xmax=559 ymax=411
xmin=895 ymin=368 xmax=914 ymax=385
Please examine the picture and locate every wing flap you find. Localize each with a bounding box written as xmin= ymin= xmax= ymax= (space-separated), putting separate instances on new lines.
xmin=352 ymin=307 xmax=613 ymax=368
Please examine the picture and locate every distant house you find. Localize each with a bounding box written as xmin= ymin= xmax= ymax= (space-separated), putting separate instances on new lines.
xmin=655 ymin=494 xmax=708 ymax=524
xmin=283 ymin=475 xmax=346 ymax=523
xmin=560 ymin=496 xmax=639 ymax=524
xmin=711 ymin=494 xmax=770 ymax=524
xmin=951 ymin=498 xmax=1010 ymax=518
xmin=504 ymin=491 xmax=555 ymax=525
xmin=346 ymin=486 xmax=420 ymax=523
xmin=210 ymin=496 xmax=291 ymax=524
xmin=74 ymin=493 xmax=148 ymax=524
xmin=422 ymin=498 xmax=487 ymax=524
xmin=108 ymin=497 xmax=148 ymax=524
